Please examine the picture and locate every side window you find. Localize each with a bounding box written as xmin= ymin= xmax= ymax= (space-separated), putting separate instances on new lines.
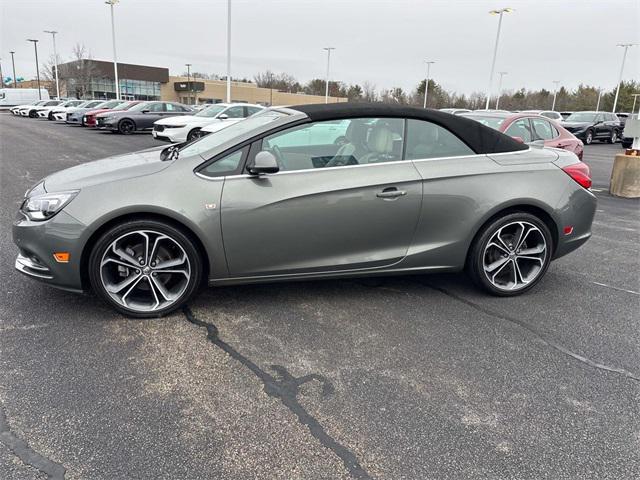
xmin=531 ymin=118 xmax=554 ymax=140
xmin=595 ymin=114 xmax=604 ymax=122
xmin=550 ymin=124 xmax=559 ymax=138
xmin=405 ymin=119 xmax=474 ymax=160
xmin=260 ymin=117 xmax=405 ymax=172
xmin=146 ymin=103 xmax=164 ymax=112
xmin=246 ymin=106 xmax=262 ymax=116
xmin=505 ymin=119 xmax=533 ymax=142
xmin=165 ymin=103 xmax=183 ymax=112
xmin=225 ymin=106 xmax=245 ymax=118
xmin=200 ymin=147 xmax=247 ymax=177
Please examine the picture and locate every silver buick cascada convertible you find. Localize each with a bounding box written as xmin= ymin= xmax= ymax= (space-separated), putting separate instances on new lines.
xmin=14 ymin=103 xmax=596 ymax=317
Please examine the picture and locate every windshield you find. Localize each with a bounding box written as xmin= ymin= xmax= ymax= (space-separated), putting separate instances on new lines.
xmin=461 ymin=114 xmax=506 ymax=130
xmin=179 ymin=110 xmax=289 ymax=157
xmin=195 ymin=105 xmax=226 ymax=118
xmin=566 ymin=112 xmax=597 ymax=122
xmin=128 ymin=102 xmax=151 ymax=112
xmin=100 ymin=100 xmax=124 ymax=109
xmin=120 ymin=101 xmax=138 ymax=110
xmin=86 ymin=101 xmax=105 ymax=108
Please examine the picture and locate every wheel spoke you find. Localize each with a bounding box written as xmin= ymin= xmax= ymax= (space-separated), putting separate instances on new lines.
xmin=484 ymin=256 xmax=510 ymax=273
xmin=513 ymin=259 xmax=525 ymax=287
xmin=106 ymin=272 xmax=141 ymax=294
xmin=155 ymin=268 xmax=190 ymax=278
xmin=487 ymin=241 xmax=509 ymax=255
xmin=516 ymin=255 xmax=544 ymax=265
xmin=150 ymin=275 xmax=174 ymax=301
xmin=154 ymin=256 xmax=186 ymax=270
xmin=518 ymin=245 xmax=545 ymax=255
xmin=111 ymin=246 xmax=140 ymax=268
xmin=149 ymin=235 xmax=169 ymax=264
xmin=491 ymin=258 xmax=512 ymax=283
xmin=121 ymin=276 xmax=144 ymax=306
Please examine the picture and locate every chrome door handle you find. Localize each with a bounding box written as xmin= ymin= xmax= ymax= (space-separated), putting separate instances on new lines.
xmin=376 ymin=189 xmax=407 ymax=199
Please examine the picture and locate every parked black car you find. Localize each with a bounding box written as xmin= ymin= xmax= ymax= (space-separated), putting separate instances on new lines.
xmin=95 ymin=101 xmax=193 ymax=134
xmin=562 ymin=111 xmax=622 ymax=145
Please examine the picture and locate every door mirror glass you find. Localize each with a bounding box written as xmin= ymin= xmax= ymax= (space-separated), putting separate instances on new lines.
xmin=218 ymin=113 xmax=229 ymax=120
xmin=248 ymin=151 xmax=279 ymax=175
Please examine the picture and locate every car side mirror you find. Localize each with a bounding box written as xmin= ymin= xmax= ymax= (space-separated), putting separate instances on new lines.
xmin=142 ymin=109 xmax=150 ymax=114
xmin=218 ymin=113 xmax=229 ymax=120
xmin=247 ymin=151 xmax=279 ymax=175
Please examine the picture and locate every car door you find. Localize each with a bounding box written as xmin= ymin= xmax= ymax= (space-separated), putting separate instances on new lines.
xmin=594 ymin=113 xmax=607 ymax=138
xmin=221 ymin=105 xmax=245 ymax=121
xmin=138 ymin=102 xmax=165 ymax=129
xmin=219 ymin=117 xmax=423 ymax=277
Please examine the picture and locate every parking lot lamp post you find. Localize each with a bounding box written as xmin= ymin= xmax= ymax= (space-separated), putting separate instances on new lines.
xmin=423 ymin=60 xmax=435 ymax=109
xmin=595 ymin=88 xmax=603 ymax=111
xmin=631 ymin=93 xmax=640 ymax=115
xmin=495 ymin=71 xmax=507 ymax=109
xmin=44 ymin=30 xmax=60 ymax=99
xmin=485 ymin=7 xmax=512 ymax=110
xmin=26 ymin=39 xmax=41 ymax=99
xmin=226 ymin=0 xmax=231 ymax=102
xmin=105 ymin=0 xmax=120 ymax=100
xmin=185 ymin=63 xmax=192 ymax=105
xmin=612 ymin=43 xmax=637 ymax=113
xmin=323 ymin=47 xmax=335 ymax=104
xmin=9 ymin=51 xmax=17 ymax=88
xmin=551 ymin=80 xmax=560 ymax=111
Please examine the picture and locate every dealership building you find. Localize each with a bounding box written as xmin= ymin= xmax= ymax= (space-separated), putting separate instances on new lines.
xmin=51 ymin=59 xmax=344 ymax=105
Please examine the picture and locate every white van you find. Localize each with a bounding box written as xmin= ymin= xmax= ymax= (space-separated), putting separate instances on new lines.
xmin=0 ymin=89 xmax=50 ymax=109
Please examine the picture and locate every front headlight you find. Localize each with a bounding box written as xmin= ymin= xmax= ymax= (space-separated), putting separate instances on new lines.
xmin=21 ymin=191 xmax=79 ymax=221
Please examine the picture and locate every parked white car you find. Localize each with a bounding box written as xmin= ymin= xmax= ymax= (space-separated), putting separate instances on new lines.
xmin=37 ymin=99 xmax=85 ymax=120
xmin=10 ymin=100 xmax=48 ymax=116
xmin=16 ymin=100 xmax=63 ymax=117
xmin=152 ymin=103 xmax=264 ymax=143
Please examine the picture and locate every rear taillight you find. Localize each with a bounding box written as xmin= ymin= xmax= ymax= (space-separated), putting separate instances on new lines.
xmin=562 ymin=162 xmax=591 ymax=189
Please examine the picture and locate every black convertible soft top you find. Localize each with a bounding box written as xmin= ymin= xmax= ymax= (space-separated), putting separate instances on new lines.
xmin=289 ymin=103 xmax=528 ymax=155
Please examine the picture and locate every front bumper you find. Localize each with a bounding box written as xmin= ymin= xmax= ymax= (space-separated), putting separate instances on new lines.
xmin=36 ymin=110 xmax=49 ymax=118
xmin=53 ymin=112 xmax=66 ymax=121
xmin=152 ymin=126 xmax=187 ymax=143
xmin=13 ymin=210 xmax=87 ymax=293
xmin=66 ymin=114 xmax=83 ymax=124
xmin=96 ymin=118 xmax=117 ymax=130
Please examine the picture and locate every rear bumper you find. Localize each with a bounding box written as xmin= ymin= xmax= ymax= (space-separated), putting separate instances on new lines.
xmin=553 ymin=182 xmax=597 ymax=259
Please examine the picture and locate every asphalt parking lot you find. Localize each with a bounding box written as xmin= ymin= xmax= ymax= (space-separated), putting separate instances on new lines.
xmin=1 ymin=113 xmax=638 ymax=480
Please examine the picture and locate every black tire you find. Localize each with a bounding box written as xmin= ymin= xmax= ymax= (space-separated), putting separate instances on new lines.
xmin=186 ymin=128 xmax=201 ymax=142
xmin=606 ymin=130 xmax=618 ymax=144
xmin=48 ymin=112 xmax=54 ymax=120
xmin=28 ymin=109 xmax=37 ymax=118
xmin=467 ymin=212 xmax=553 ymax=296
xmin=118 ymin=119 xmax=135 ymax=135
xmin=584 ymin=129 xmax=594 ymax=145
xmin=88 ymin=219 xmax=203 ymax=318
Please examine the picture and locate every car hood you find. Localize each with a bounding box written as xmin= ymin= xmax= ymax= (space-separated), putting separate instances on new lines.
xmin=201 ymin=118 xmax=242 ymax=132
xmin=562 ymin=122 xmax=592 ymax=129
xmin=44 ymin=147 xmax=170 ymax=191
xmin=155 ymin=115 xmax=207 ymax=126
xmin=66 ymin=107 xmax=93 ymax=114
xmin=85 ymin=108 xmax=114 ymax=116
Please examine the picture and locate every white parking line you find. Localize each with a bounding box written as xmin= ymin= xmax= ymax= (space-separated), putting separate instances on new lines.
xmin=592 ymin=281 xmax=640 ymax=295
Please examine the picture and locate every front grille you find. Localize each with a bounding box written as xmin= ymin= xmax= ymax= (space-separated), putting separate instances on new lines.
xmin=97 ymin=118 xmax=105 ymax=126
xmin=154 ymin=125 xmax=165 ymax=132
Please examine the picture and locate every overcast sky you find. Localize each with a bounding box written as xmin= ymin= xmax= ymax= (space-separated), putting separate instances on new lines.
xmin=1 ymin=0 xmax=638 ymax=96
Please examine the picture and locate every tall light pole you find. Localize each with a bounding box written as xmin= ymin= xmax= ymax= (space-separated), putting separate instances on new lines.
xmin=612 ymin=43 xmax=637 ymax=113
xmin=27 ymin=39 xmax=41 ymax=99
xmin=44 ymin=30 xmax=60 ymax=99
xmin=485 ymin=7 xmax=513 ymax=110
xmin=185 ymin=63 xmax=192 ymax=104
xmin=631 ymin=93 xmax=640 ymax=115
xmin=226 ymin=0 xmax=231 ymax=102
xmin=495 ymin=71 xmax=507 ymax=109
xmin=422 ymin=60 xmax=435 ymax=109
xmin=105 ymin=0 xmax=120 ymax=100
xmin=595 ymin=88 xmax=603 ymax=111
xmin=551 ymin=80 xmax=560 ymax=111
xmin=9 ymin=51 xmax=17 ymax=87
xmin=323 ymin=47 xmax=335 ymax=104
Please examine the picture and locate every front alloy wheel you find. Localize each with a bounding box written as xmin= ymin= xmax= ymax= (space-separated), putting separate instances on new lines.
xmin=584 ymin=130 xmax=593 ymax=145
xmin=89 ymin=221 xmax=202 ymax=317
xmin=468 ymin=213 xmax=552 ymax=296
xmin=118 ymin=119 xmax=135 ymax=135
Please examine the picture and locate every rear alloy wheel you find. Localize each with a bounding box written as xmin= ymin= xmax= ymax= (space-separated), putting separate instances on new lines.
xmin=186 ymin=128 xmax=201 ymax=142
xmin=584 ymin=130 xmax=594 ymax=145
xmin=468 ymin=213 xmax=552 ymax=296
xmin=607 ymin=130 xmax=618 ymax=144
xmin=118 ymin=119 xmax=135 ymax=135
xmin=89 ymin=220 xmax=202 ymax=317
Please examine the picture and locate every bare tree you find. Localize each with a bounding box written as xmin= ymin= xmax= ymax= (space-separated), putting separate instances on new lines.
xmin=361 ymin=82 xmax=378 ymax=102
xmin=58 ymin=44 xmax=97 ymax=98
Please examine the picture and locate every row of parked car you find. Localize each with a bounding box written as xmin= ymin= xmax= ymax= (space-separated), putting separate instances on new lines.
xmin=440 ymin=108 xmax=634 ymax=150
xmin=9 ymin=98 xmax=633 ymax=155
xmin=9 ymin=98 xmax=265 ymax=143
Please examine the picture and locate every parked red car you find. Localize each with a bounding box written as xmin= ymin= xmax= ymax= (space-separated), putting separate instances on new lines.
xmin=83 ymin=100 xmax=142 ymax=128
xmin=461 ymin=112 xmax=584 ymax=160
